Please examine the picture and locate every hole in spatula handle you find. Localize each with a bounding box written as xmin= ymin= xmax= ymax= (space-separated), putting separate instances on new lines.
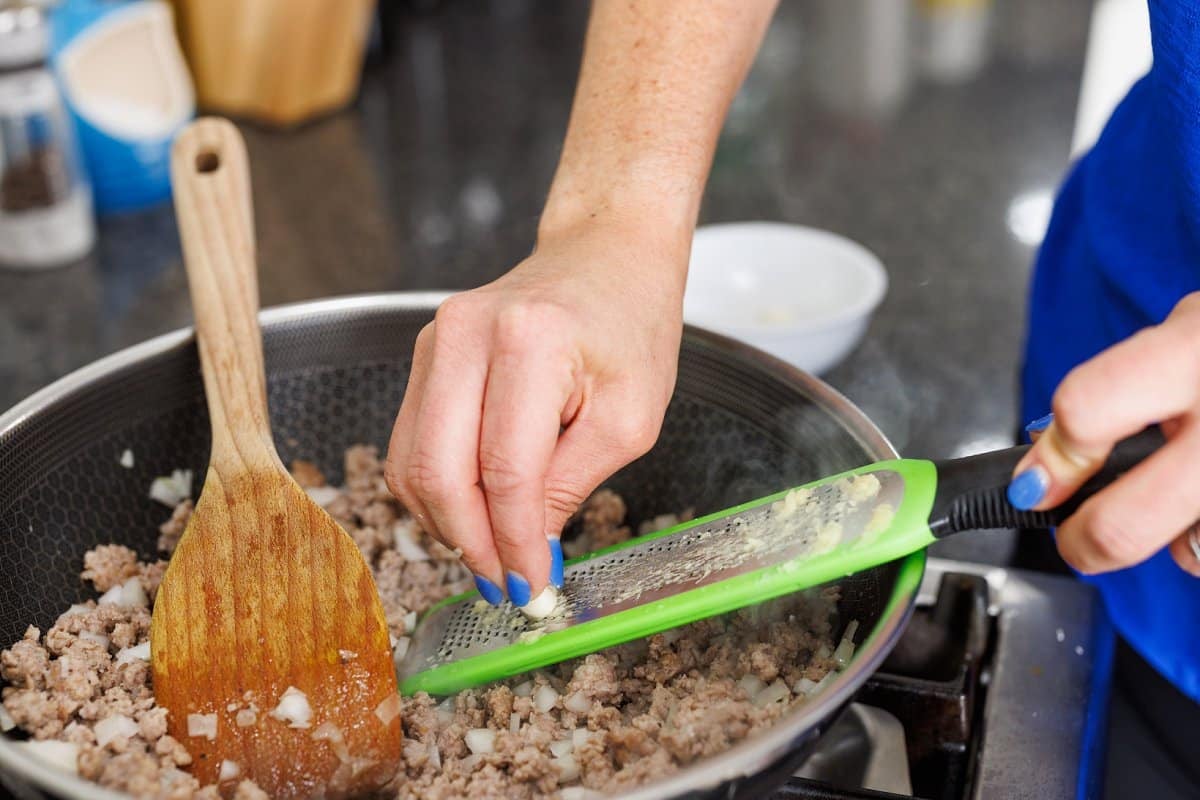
xmin=195 ymin=150 xmax=220 ymax=173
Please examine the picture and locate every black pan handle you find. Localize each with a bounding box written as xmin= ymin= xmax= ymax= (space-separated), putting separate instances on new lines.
xmin=926 ymin=427 xmax=1165 ymax=537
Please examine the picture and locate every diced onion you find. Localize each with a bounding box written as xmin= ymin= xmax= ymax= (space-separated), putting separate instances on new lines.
xmin=312 ymin=721 xmax=350 ymax=762
xmin=563 ymin=692 xmax=591 ymax=714
xmin=120 ymin=578 xmax=148 ymax=608
xmin=187 ymin=713 xmax=218 ymax=741
xmin=793 ymin=677 xmax=818 ymax=695
xmin=149 ymin=470 xmax=193 ymax=507
xmin=436 ymin=697 xmax=456 ymax=725
xmin=235 ymin=709 xmax=257 ymax=727
xmin=512 ymin=681 xmax=533 ymax=698
xmin=404 ymin=611 xmax=418 ymax=633
xmin=561 ymin=789 xmax=600 ymax=800
xmin=738 ymin=675 xmax=765 ymax=698
xmin=0 ymin=704 xmax=15 ymax=732
xmin=269 ymin=687 xmax=313 ymax=729
xmin=95 ymin=713 xmax=138 ymax=747
xmin=63 ymin=604 xmax=90 ymax=618
xmin=509 ymin=712 xmax=521 ymax=733
xmin=464 ymin=728 xmax=496 ymax=755
xmin=19 ymin=740 xmax=79 ymax=774
xmin=796 ymin=671 xmax=835 ymax=695
xmin=572 ymin=728 xmax=592 ymax=750
xmin=79 ymin=631 xmax=109 ymax=650
xmin=119 ymin=449 xmax=135 ymax=469
xmin=391 ymin=637 xmax=410 ymax=663
xmin=219 ymin=759 xmax=240 ymax=781
xmin=555 ymin=754 xmax=580 ymax=783
xmin=549 ymin=739 xmax=573 ymax=758
xmin=97 ymin=585 xmax=123 ymax=607
xmin=374 ymin=693 xmax=401 ymax=726
xmin=533 ymin=685 xmax=559 ymax=713
xmin=393 ymin=522 xmax=431 ymax=562
xmin=428 ymin=740 xmax=441 ymax=769
xmin=116 ymin=641 xmax=151 ymax=664
xmin=753 ymin=680 xmax=791 ymax=708
xmin=305 ymin=487 xmax=341 ymax=507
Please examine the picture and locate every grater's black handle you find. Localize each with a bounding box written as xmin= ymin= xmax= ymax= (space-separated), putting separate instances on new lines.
xmin=926 ymin=427 xmax=1164 ymax=537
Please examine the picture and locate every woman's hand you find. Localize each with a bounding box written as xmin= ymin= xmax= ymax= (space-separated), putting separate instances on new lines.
xmin=384 ymin=218 xmax=687 ymax=609
xmin=1008 ymin=291 xmax=1200 ymax=577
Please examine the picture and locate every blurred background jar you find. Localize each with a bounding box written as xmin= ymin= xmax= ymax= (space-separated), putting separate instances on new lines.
xmin=0 ymin=0 xmax=94 ymax=270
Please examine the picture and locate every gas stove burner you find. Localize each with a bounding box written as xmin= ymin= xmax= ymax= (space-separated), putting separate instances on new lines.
xmin=765 ymin=558 xmax=1113 ymax=800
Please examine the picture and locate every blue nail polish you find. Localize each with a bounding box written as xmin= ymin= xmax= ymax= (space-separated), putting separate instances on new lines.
xmin=549 ymin=539 xmax=564 ymax=588
xmin=474 ymin=575 xmax=503 ymax=606
xmin=506 ymin=572 xmax=532 ymax=607
xmin=1025 ymin=413 xmax=1054 ymax=433
xmin=1007 ymin=468 xmax=1049 ymax=511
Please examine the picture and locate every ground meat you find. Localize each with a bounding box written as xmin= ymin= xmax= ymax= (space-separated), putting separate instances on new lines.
xmin=2 ymin=454 xmax=844 ymax=800
xmin=81 ymin=545 xmax=139 ymax=592
xmin=157 ymin=499 xmax=193 ymax=555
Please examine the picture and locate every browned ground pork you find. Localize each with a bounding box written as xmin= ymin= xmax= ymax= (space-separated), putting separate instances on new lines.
xmin=2 ymin=445 xmax=842 ymax=799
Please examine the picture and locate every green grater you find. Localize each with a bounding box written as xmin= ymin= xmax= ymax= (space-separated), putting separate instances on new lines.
xmin=399 ymin=429 xmax=1160 ymax=696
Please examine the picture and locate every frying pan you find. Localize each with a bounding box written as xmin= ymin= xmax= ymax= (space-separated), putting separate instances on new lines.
xmin=0 ymin=293 xmax=923 ymax=800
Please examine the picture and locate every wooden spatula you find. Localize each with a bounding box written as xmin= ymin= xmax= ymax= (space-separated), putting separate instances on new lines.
xmin=150 ymin=118 xmax=401 ymax=798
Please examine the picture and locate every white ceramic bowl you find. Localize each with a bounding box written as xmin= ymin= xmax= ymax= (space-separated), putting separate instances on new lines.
xmin=684 ymin=222 xmax=888 ymax=375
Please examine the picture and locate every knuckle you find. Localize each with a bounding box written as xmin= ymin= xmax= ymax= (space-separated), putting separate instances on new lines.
xmin=433 ymin=294 xmax=475 ymax=333
xmin=610 ymin=406 xmax=664 ymax=455
xmin=382 ymin=459 xmax=407 ymax=499
xmin=493 ymin=302 xmax=565 ymax=352
xmin=414 ymin=321 xmax=435 ymax=349
xmin=544 ymin=483 xmax=588 ymax=525
xmin=478 ymin=447 xmax=532 ymax=496
xmin=405 ymin=455 xmax=454 ymax=502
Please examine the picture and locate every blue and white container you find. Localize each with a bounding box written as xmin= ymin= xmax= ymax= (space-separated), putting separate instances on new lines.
xmin=50 ymin=0 xmax=194 ymax=214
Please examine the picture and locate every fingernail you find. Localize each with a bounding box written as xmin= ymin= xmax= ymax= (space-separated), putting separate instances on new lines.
xmin=1007 ymin=466 xmax=1049 ymax=511
xmin=474 ymin=575 xmax=503 ymax=606
xmin=549 ymin=538 xmax=564 ymax=588
xmin=506 ymin=572 xmax=532 ymax=607
xmin=1025 ymin=413 xmax=1054 ymax=434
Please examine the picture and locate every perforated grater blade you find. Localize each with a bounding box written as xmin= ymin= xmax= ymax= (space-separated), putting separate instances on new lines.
xmin=398 ymin=460 xmax=936 ymax=696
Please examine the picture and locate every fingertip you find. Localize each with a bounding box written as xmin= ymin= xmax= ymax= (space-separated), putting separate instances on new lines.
xmin=474 ymin=574 xmax=504 ymax=606
xmin=1024 ymin=412 xmax=1054 ymax=436
xmin=1007 ymin=466 xmax=1049 ymax=511
xmin=506 ymin=572 xmax=532 ymax=607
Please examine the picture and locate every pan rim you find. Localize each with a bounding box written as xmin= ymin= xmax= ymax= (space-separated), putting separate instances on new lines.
xmin=0 ymin=291 xmax=925 ymax=800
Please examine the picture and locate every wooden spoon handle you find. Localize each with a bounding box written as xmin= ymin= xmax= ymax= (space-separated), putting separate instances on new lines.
xmin=171 ymin=118 xmax=277 ymax=472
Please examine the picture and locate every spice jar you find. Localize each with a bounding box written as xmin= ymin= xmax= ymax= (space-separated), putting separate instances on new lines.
xmin=0 ymin=0 xmax=94 ymax=269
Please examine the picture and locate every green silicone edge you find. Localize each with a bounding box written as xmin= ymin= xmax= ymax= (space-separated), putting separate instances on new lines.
xmin=402 ymin=459 xmax=939 ymax=696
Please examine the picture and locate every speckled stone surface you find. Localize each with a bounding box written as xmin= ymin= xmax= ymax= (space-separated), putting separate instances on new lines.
xmin=0 ymin=0 xmax=1092 ymax=564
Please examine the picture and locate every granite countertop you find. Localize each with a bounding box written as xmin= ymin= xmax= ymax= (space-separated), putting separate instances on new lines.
xmin=0 ymin=0 xmax=1091 ymax=564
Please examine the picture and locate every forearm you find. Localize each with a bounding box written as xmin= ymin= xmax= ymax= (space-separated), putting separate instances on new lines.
xmin=539 ymin=0 xmax=778 ymax=253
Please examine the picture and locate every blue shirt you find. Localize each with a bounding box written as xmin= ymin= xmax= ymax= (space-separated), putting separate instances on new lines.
xmin=1022 ymin=1 xmax=1200 ymax=701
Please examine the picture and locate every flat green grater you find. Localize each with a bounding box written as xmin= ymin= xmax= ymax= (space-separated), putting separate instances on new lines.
xmin=399 ymin=429 xmax=1160 ymax=696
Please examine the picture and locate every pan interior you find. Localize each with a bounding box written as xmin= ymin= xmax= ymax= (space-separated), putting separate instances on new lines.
xmin=0 ymin=297 xmax=921 ymax=796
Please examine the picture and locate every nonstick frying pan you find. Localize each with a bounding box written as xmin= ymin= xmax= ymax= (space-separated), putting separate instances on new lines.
xmin=0 ymin=293 xmax=923 ymax=800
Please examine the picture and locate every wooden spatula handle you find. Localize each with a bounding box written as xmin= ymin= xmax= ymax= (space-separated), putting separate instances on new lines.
xmin=171 ymin=118 xmax=276 ymax=471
